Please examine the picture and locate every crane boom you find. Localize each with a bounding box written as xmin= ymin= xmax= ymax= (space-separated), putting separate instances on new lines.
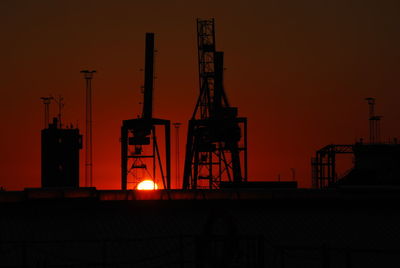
xmin=143 ymin=33 xmax=154 ymax=120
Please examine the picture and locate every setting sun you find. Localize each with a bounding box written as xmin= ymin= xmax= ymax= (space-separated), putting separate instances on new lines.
xmin=137 ymin=180 xmax=158 ymax=190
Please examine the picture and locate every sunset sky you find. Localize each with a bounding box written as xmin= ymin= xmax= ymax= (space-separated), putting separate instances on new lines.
xmin=1 ymin=0 xmax=400 ymax=190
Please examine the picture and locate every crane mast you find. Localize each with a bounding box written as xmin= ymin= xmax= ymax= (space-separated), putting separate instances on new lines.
xmin=183 ymin=19 xmax=247 ymax=189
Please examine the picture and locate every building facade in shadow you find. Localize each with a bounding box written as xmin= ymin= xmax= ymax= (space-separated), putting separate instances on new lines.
xmin=41 ymin=117 xmax=82 ymax=188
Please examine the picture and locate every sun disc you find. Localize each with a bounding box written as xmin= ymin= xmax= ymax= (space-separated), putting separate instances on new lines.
xmin=137 ymin=180 xmax=158 ymax=190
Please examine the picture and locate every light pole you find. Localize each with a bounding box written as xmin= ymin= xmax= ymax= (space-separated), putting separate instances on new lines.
xmin=81 ymin=70 xmax=96 ymax=187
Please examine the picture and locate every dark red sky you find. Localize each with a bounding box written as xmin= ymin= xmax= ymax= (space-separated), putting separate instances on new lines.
xmin=1 ymin=0 xmax=400 ymax=190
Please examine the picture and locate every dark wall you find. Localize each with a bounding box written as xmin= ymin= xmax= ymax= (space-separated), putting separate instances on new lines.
xmin=41 ymin=128 xmax=82 ymax=188
xmin=1 ymin=196 xmax=400 ymax=267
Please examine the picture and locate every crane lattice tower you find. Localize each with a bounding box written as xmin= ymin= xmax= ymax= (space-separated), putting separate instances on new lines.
xmin=182 ymin=19 xmax=248 ymax=189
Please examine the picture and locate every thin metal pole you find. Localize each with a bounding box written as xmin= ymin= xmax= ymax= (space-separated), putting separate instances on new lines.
xmin=121 ymin=125 xmax=128 ymax=190
xmin=153 ymin=127 xmax=157 ymax=189
xmin=173 ymin=123 xmax=182 ymax=189
xmin=40 ymin=96 xmax=53 ymax=128
xmin=165 ymin=122 xmax=171 ymax=190
xmin=244 ymin=118 xmax=248 ymax=181
xmin=45 ymin=103 xmax=49 ymax=127
xmin=55 ymin=95 xmax=64 ymax=128
xmin=86 ymin=77 xmax=92 ymax=187
xmin=81 ymin=70 xmax=96 ymax=187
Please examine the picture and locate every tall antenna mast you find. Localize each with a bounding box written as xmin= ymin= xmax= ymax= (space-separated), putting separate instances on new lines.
xmin=53 ymin=95 xmax=64 ymax=128
xmin=81 ymin=70 xmax=96 ymax=187
xmin=365 ymin=97 xmax=382 ymax=144
xmin=40 ymin=96 xmax=54 ymax=128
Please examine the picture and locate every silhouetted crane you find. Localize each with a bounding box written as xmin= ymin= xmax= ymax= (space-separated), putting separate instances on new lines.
xmin=121 ymin=33 xmax=171 ymax=190
xmin=183 ymin=19 xmax=247 ymax=189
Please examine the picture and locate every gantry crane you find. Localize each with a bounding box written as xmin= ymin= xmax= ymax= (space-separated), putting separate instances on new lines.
xmin=183 ymin=19 xmax=247 ymax=189
xmin=121 ymin=33 xmax=171 ymax=190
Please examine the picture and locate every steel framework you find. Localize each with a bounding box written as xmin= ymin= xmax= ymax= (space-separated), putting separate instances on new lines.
xmin=311 ymin=144 xmax=354 ymax=188
xmin=183 ymin=19 xmax=247 ymax=189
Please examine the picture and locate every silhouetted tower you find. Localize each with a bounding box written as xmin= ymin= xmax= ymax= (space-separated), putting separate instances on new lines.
xmin=121 ymin=33 xmax=171 ymax=190
xmin=81 ymin=70 xmax=96 ymax=187
xmin=365 ymin=98 xmax=382 ymax=144
xmin=183 ymin=19 xmax=248 ymax=189
xmin=41 ymin=98 xmax=82 ymax=188
xmin=40 ymin=96 xmax=54 ymax=128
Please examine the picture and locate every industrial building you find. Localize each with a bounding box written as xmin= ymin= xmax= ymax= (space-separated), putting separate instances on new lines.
xmin=312 ymin=98 xmax=400 ymax=188
xmin=41 ymin=117 xmax=82 ymax=188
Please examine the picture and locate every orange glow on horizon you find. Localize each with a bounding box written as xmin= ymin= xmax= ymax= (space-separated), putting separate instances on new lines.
xmin=2 ymin=1 xmax=400 ymax=191
xmin=137 ymin=180 xmax=158 ymax=190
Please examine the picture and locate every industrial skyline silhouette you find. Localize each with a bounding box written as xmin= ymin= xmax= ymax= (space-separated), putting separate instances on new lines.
xmin=35 ymin=19 xmax=399 ymax=192
xmin=1 ymin=5 xmax=400 ymax=266
xmin=2 ymin=0 xmax=400 ymax=191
